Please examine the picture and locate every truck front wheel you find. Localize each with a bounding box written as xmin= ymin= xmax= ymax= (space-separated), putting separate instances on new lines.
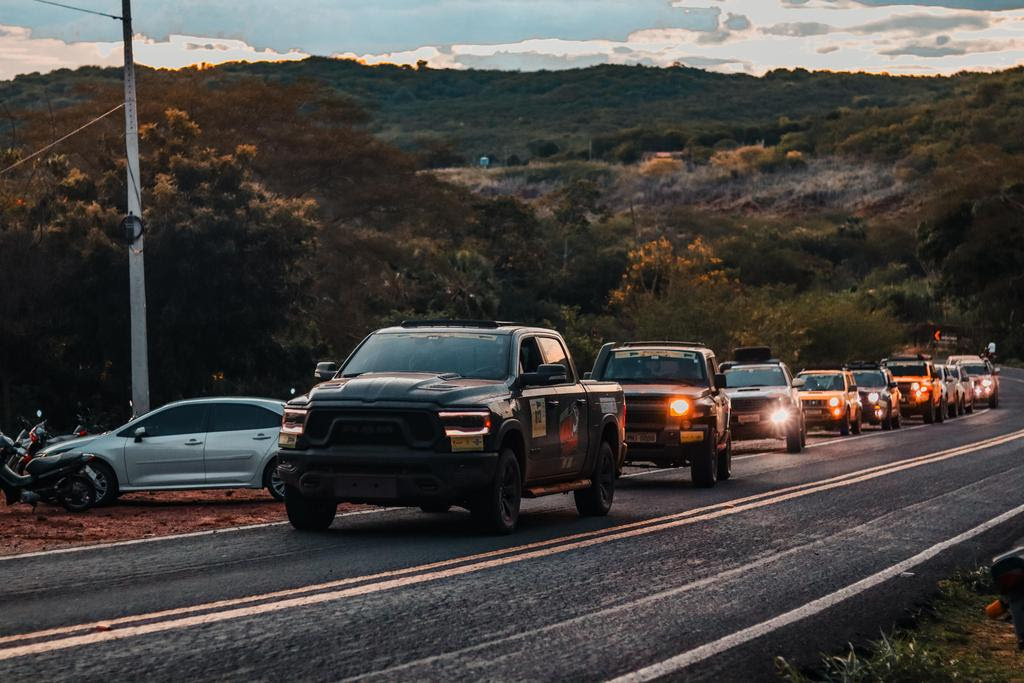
xmin=285 ymin=486 xmax=338 ymax=531
xmin=575 ymin=441 xmax=615 ymax=516
xmin=691 ymin=433 xmax=718 ymax=488
xmin=471 ymin=449 xmax=521 ymax=534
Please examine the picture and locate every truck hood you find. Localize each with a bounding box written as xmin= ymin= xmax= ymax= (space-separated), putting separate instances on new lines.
xmin=307 ymin=373 xmax=510 ymax=407
xmin=619 ymin=383 xmax=710 ymax=400
xmin=723 ymin=386 xmax=791 ymax=400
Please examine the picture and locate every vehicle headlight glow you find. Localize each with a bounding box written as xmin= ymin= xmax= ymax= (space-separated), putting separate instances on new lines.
xmin=983 ymin=378 xmax=993 ymax=387
xmin=828 ymin=397 xmax=841 ymax=407
xmin=911 ymin=382 xmax=920 ymax=390
xmin=669 ymin=398 xmax=691 ymax=417
xmin=868 ymin=392 xmax=880 ymax=403
xmin=439 ymin=411 xmax=492 ymax=437
xmin=770 ymin=408 xmax=789 ymax=424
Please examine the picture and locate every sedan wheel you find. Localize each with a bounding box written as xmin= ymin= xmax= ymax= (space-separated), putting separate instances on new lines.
xmin=264 ymin=458 xmax=286 ymax=502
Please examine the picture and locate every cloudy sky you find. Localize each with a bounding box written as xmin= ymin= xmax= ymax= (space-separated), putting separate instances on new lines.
xmin=2 ymin=0 xmax=1023 ymax=79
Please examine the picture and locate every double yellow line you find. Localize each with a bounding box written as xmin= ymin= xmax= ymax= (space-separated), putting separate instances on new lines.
xmin=2 ymin=427 xmax=1022 ymax=662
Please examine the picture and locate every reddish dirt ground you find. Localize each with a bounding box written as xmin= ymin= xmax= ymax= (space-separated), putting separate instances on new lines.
xmin=0 ymin=489 xmax=294 ymax=556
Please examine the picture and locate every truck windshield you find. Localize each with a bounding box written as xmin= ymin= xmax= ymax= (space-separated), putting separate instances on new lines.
xmin=798 ymin=373 xmax=845 ymax=391
xmin=887 ymin=363 xmax=928 ymax=377
xmin=342 ymin=332 xmax=511 ymax=380
xmin=853 ymin=371 xmax=887 ymax=388
xmin=599 ymin=349 xmax=706 ymax=385
xmin=724 ymin=366 xmax=786 ymax=388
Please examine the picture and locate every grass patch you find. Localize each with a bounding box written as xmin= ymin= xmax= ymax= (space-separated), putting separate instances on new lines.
xmin=776 ymin=567 xmax=1024 ymax=682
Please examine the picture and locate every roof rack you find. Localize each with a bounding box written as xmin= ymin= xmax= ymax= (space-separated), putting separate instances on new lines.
xmin=731 ymin=346 xmax=774 ymax=364
xmin=846 ymin=360 xmax=881 ymax=369
xmin=798 ymin=366 xmax=849 ymax=373
xmin=399 ymin=319 xmax=512 ymax=329
xmin=618 ymin=341 xmax=707 ymax=349
xmin=882 ymin=353 xmax=931 ymax=362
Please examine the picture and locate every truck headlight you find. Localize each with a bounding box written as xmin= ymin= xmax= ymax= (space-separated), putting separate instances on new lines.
xmin=828 ymin=397 xmax=841 ymax=408
xmin=439 ymin=411 xmax=492 ymax=437
xmin=281 ymin=409 xmax=308 ymax=436
xmin=868 ymin=392 xmax=879 ymax=403
xmin=669 ymin=399 xmax=691 ymax=417
xmin=770 ymin=408 xmax=789 ymax=424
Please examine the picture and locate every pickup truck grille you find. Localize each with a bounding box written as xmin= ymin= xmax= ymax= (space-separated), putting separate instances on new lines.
xmin=304 ymin=409 xmax=438 ymax=448
xmin=624 ymin=401 xmax=667 ymax=428
xmin=730 ymin=397 xmax=774 ymax=413
xmin=897 ymin=382 xmax=915 ymax=395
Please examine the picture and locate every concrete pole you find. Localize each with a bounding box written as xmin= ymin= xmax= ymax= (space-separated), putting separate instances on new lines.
xmin=122 ymin=0 xmax=150 ymax=416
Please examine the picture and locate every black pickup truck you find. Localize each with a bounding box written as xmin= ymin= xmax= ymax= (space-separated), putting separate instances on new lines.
xmin=276 ymin=321 xmax=626 ymax=534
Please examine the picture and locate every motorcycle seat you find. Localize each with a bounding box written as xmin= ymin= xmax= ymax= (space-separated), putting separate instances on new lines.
xmin=25 ymin=452 xmax=87 ymax=476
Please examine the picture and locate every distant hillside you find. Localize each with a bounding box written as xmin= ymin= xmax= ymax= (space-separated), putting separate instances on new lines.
xmin=0 ymin=57 xmax=985 ymax=162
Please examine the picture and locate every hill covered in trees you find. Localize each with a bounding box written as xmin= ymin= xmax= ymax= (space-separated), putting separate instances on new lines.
xmin=1 ymin=60 xmax=1021 ymax=427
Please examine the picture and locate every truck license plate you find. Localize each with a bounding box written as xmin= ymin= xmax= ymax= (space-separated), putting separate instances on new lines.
xmin=737 ymin=414 xmax=760 ymax=424
xmin=626 ymin=432 xmax=658 ymax=444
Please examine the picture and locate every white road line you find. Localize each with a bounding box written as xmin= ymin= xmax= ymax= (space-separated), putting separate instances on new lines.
xmin=2 ymin=428 xmax=1021 ymax=659
xmin=341 ymin=469 xmax=1008 ymax=681
xmin=609 ymin=500 xmax=1024 ymax=682
xmin=0 ymin=508 xmax=389 ymax=563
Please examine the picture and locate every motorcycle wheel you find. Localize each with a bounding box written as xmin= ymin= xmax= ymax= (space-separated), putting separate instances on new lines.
xmin=58 ymin=475 xmax=96 ymax=512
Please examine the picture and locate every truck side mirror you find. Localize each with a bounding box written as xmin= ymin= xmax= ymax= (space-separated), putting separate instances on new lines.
xmin=134 ymin=426 xmax=147 ymax=443
xmin=889 ymin=381 xmax=898 ymax=389
xmin=792 ymin=377 xmax=806 ymax=388
xmin=520 ymin=364 xmax=567 ymax=387
xmin=314 ymin=361 xmax=339 ymax=381
xmin=583 ymin=371 xmax=593 ymax=380
xmin=714 ymin=373 xmax=727 ymax=390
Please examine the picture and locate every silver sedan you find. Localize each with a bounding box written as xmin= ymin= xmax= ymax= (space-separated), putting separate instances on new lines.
xmin=39 ymin=397 xmax=284 ymax=506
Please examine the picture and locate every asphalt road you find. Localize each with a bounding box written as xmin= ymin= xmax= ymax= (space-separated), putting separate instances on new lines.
xmin=3 ymin=370 xmax=1024 ymax=682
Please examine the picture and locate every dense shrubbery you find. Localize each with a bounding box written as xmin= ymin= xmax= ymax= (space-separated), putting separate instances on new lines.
xmin=1 ymin=62 xmax=1020 ymax=427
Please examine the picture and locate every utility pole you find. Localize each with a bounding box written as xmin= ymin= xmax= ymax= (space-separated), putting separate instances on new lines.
xmin=122 ymin=0 xmax=150 ymax=415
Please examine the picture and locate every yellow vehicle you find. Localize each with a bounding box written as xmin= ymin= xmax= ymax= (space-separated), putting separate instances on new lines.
xmin=796 ymin=369 xmax=863 ymax=435
xmin=883 ymin=355 xmax=945 ymax=424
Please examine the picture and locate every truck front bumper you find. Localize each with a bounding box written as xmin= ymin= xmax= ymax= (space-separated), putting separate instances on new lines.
xmin=276 ymin=448 xmax=499 ymax=506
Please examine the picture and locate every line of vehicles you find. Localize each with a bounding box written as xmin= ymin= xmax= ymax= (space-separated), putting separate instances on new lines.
xmin=0 ymin=320 xmax=1003 ymax=534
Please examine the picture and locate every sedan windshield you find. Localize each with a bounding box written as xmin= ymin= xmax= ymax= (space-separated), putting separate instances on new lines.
xmin=342 ymin=332 xmax=511 ymax=380
xmin=724 ymin=366 xmax=786 ymax=388
xmin=886 ymin=363 xmax=928 ymax=377
xmin=798 ymin=374 xmax=845 ymax=392
xmin=959 ymin=363 xmax=989 ymax=376
xmin=853 ymin=371 xmax=886 ymax=388
xmin=599 ymin=349 xmax=706 ymax=385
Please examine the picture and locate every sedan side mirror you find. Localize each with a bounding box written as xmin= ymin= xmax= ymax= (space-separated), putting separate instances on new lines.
xmin=314 ymin=361 xmax=339 ymax=381
xmin=134 ymin=426 xmax=147 ymax=443
xmin=520 ymin=364 xmax=567 ymax=387
xmin=792 ymin=377 xmax=806 ymax=388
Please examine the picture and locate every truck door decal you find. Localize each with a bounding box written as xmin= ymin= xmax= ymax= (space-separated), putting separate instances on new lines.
xmin=530 ymin=398 xmax=547 ymax=438
xmin=559 ymin=403 xmax=580 ymax=456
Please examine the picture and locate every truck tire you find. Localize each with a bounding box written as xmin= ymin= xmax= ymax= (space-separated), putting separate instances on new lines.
xmin=936 ymin=401 xmax=945 ymax=423
xmin=882 ymin=409 xmax=892 ymax=430
xmin=786 ymin=423 xmax=802 ymax=453
xmin=990 ymin=392 xmax=999 ymax=409
xmin=839 ymin=412 xmax=851 ymax=436
xmin=471 ymin=449 xmax=521 ymax=534
xmin=851 ymin=410 xmax=862 ymax=435
xmin=924 ymin=403 xmax=935 ymax=424
xmin=690 ymin=433 xmax=718 ymax=488
xmin=947 ymin=400 xmax=957 ymax=419
xmin=716 ymin=432 xmax=733 ymax=482
xmin=285 ymin=486 xmax=337 ymax=531
xmin=575 ymin=441 xmax=615 ymax=517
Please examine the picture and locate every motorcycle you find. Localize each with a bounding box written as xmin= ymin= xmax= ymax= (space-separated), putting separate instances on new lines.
xmin=6 ymin=411 xmax=92 ymax=474
xmin=0 ymin=433 xmax=97 ymax=512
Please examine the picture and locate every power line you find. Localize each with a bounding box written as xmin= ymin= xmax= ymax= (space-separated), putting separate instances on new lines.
xmin=30 ymin=0 xmax=122 ymax=20
xmin=0 ymin=102 xmax=125 ymax=177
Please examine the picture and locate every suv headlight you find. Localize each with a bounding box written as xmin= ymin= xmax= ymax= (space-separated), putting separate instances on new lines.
xmin=669 ymin=399 xmax=691 ymax=417
xmin=868 ymin=392 xmax=880 ymax=403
